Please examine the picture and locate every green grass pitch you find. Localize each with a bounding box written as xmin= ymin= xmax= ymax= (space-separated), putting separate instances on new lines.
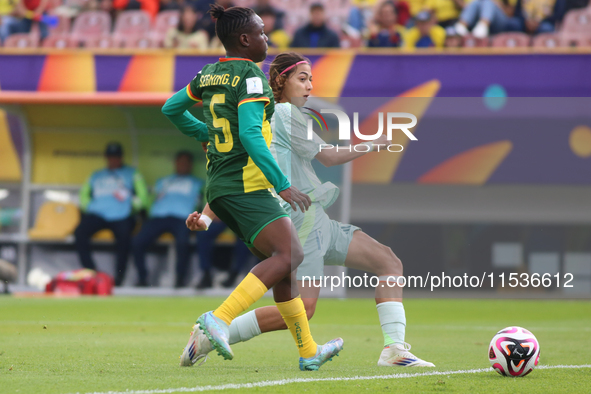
xmin=1 ymin=296 xmax=590 ymax=393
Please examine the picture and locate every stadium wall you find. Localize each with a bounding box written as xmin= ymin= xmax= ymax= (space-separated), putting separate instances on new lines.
xmin=0 ymin=51 xmax=590 ymax=96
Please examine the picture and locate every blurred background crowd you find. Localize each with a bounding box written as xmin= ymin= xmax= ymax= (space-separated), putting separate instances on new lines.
xmin=0 ymin=0 xmax=591 ymax=49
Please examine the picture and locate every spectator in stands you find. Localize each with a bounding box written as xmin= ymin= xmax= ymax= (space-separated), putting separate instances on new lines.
xmin=348 ymin=0 xmax=375 ymax=33
xmin=405 ymin=10 xmax=446 ymax=47
xmin=164 ymin=3 xmax=209 ymax=48
xmin=259 ymin=6 xmax=289 ymax=49
xmin=160 ymin=0 xmax=183 ymax=11
xmin=253 ymin=0 xmax=284 ymax=30
xmin=562 ymin=0 xmax=588 ymax=16
xmin=132 ymin=151 xmax=204 ymax=288
xmin=82 ymin=0 xmax=113 ymax=15
xmin=291 ymin=3 xmax=341 ymax=48
xmin=74 ymin=142 xmax=149 ymax=286
xmin=367 ymin=0 xmax=405 ymax=47
xmin=112 ymin=0 xmax=159 ymax=19
xmin=0 ymin=0 xmax=17 ymax=43
xmin=423 ymin=0 xmax=468 ymax=29
xmin=349 ymin=0 xmax=410 ymax=32
xmin=0 ymin=0 xmax=50 ymax=42
xmin=518 ymin=0 xmax=559 ymax=34
xmin=192 ymin=0 xmax=233 ymax=47
xmin=454 ymin=0 xmax=520 ymax=38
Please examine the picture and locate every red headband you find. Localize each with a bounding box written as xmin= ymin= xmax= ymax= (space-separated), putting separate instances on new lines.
xmin=279 ymin=60 xmax=309 ymax=76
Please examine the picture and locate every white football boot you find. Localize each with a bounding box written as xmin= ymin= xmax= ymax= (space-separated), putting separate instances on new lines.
xmin=179 ymin=323 xmax=214 ymax=366
xmin=377 ymin=342 xmax=435 ymax=367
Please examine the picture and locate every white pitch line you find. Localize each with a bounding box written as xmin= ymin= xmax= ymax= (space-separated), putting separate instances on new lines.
xmin=77 ymin=364 xmax=591 ymax=394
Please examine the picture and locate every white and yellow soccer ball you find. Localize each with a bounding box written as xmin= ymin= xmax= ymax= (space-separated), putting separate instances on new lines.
xmin=488 ymin=326 xmax=540 ymax=377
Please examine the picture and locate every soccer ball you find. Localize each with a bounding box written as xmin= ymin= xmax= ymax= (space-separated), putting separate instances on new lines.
xmin=488 ymin=326 xmax=540 ymax=377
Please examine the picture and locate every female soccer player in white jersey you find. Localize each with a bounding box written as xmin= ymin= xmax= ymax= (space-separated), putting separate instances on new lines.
xmin=186 ymin=52 xmax=434 ymax=368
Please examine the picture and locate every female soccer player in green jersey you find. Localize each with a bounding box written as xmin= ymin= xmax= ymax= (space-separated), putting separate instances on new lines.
xmin=186 ymin=52 xmax=435 ymax=367
xmin=162 ymin=6 xmax=342 ymax=371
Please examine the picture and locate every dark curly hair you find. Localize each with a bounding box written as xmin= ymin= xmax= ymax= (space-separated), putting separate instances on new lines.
xmin=268 ymin=52 xmax=311 ymax=102
xmin=209 ymin=4 xmax=257 ymax=48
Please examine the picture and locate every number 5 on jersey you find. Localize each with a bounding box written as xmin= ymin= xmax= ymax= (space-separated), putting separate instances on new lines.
xmin=210 ymin=93 xmax=233 ymax=152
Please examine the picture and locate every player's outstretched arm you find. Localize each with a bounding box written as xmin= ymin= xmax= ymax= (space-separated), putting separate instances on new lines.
xmin=162 ymin=87 xmax=209 ymax=142
xmin=315 ymin=134 xmax=390 ymax=167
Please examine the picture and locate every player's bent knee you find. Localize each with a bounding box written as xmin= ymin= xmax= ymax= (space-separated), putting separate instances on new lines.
xmin=275 ymin=253 xmax=299 ymax=277
xmin=381 ymin=245 xmax=403 ymax=275
xmin=290 ymin=245 xmax=305 ymax=267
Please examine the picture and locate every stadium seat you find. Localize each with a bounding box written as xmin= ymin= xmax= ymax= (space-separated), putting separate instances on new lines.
xmin=28 ymin=202 xmax=80 ymax=240
xmin=51 ymin=15 xmax=72 ymax=35
xmin=234 ymin=0 xmax=257 ymax=7
xmin=83 ymin=36 xmax=116 ymax=48
xmin=560 ymin=8 xmax=591 ymax=46
xmin=117 ymin=35 xmax=158 ymax=48
xmin=42 ymin=35 xmax=78 ymax=48
xmin=3 ymin=33 xmax=40 ymax=48
xmin=532 ymin=33 xmax=564 ymax=48
xmin=561 ymin=7 xmax=591 ymax=34
xmin=151 ymin=10 xmax=180 ymax=47
xmin=159 ymin=233 xmax=174 ymax=243
xmin=71 ymin=10 xmax=111 ymax=47
xmin=562 ymin=32 xmax=591 ymax=46
xmin=93 ymin=229 xmax=114 ymax=241
xmin=112 ymin=10 xmax=151 ymax=46
xmin=491 ymin=33 xmax=531 ymax=47
xmin=269 ymin=0 xmax=293 ymax=8
xmin=283 ymin=12 xmax=308 ymax=36
xmin=462 ymin=34 xmax=489 ymax=47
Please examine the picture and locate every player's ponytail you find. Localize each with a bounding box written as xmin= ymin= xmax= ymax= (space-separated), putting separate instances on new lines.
xmin=209 ymin=5 xmax=256 ymax=48
xmin=269 ymin=52 xmax=311 ymax=102
xmin=209 ymin=4 xmax=225 ymax=20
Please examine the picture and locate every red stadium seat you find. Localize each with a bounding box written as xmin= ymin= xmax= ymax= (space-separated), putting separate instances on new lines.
xmin=234 ymin=0 xmax=257 ymax=7
xmin=559 ymin=7 xmax=591 ymax=45
xmin=561 ymin=8 xmax=591 ymax=33
xmin=462 ymin=34 xmax=489 ymax=47
xmin=154 ymin=10 xmax=180 ymax=35
xmin=491 ymin=32 xmax=531 ymax=47
xmin=531 ymin=33 xmax=564 ymax=48
xmin=71 ymin=11 xmax=111 ymax=46
xmin=562 ymin=32 xmax=591 ymax=46
xmin=113 ymin=10 xmax=151 ymax=37
xmin=52 ymin=15 xmax=72 ymax=35
xmin=151 ymin=10 xmax=181 ymax=47
xmin=83 ymin=35 xmax=116 ymax=48
xmin=4 ymin=33 xmax=40 ymax=48
xmin=269 ymin=0 xmax=293 ymax=8
xmin=283 ymin=12 xmax=308 ymax=36
xmin=42 ymin=34 xmax=78 ymax=48
xmin=117 ymin=35 xmax=158 ymax=48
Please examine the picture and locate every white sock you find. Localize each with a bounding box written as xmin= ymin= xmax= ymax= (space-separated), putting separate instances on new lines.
xmin=228 ymin=310 xmax=262 ymax=345
xmin=376 ymin=301 xmax=406 ymax=347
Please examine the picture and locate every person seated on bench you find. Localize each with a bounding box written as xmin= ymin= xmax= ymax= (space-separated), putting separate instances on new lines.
xmin=74 ymin=142 xmax=149 ymax=286
xmin=132 ymin=151 xmax=204 ymax=288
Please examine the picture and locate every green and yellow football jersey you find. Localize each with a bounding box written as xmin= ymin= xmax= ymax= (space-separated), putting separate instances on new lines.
xmin=187 ymin=58 xmax=275 ymax=202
